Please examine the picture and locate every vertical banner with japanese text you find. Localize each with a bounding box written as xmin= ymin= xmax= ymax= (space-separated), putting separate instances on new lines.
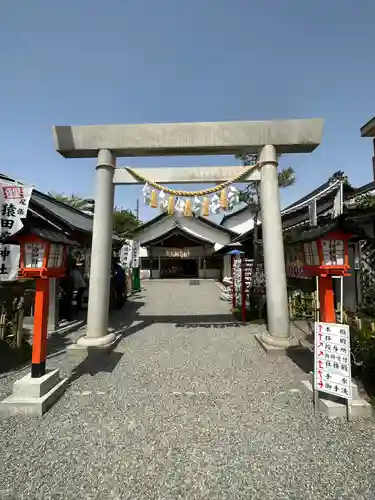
xmin=132 ymin=241 xmax=140 ymax=268
xmin=120 ymin=240 xmax=132 ymax=269
xmin=0 ymin=183 xmax=33 ymax=281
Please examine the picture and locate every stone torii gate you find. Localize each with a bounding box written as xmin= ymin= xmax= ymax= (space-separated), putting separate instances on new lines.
xmin=53 ymin=118 xmax=323 ymax=351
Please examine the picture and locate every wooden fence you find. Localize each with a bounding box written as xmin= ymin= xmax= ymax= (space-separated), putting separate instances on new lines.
xmin=0 ymin=280 xmax=35 ymax=349
xmin=287 ymin=277 xmax=317 ymax=320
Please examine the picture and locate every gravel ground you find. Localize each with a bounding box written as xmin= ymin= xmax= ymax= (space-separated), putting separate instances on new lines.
xmin=0 ymin=280 xmax=374 ymax=500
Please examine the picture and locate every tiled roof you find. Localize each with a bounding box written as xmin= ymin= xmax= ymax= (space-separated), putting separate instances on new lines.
xmin=220 ymin=203 xmax=249 ymax=225
xmin=360 ymin=116 xmax=375 ymax=137
xmin=31 ymin=193 xmax=94 ymax=233
xmin=30 ymin=227 xmax=78 ymax=245
xmin=0 ymin=173 xmax=121 ymax=241
xmin=134 ymin=212 xmax=237 ymax=236
xmin=349 ymin=181 xmax=375 ymax=198
xmin=141 ymin=225 xmax=215 ymax=246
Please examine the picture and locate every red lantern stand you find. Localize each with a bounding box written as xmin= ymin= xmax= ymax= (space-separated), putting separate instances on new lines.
xmin=17 ymin=234 xmax=69 ymax=378
xmin=302 ymin=230 xmax=351 ymax=324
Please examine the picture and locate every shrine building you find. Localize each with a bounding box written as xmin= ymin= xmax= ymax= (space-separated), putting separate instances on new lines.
xmin=133 ymin=213 xmax=237 ymax=280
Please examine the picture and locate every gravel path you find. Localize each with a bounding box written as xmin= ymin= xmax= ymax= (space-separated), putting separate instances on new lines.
xmin=0 ymin=280 xmax=374 ymax=499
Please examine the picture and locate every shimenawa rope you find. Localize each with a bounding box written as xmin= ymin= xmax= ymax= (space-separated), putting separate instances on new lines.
xmin=126 ymin=162 xmax=261 ymax=197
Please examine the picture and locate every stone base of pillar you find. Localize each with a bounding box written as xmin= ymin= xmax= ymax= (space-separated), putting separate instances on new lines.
xmin=255 ymin=332 xmax=301 ymax=354
xmin=68 ymin=331 xmax=118 ymax=352
xmin=0 ymin=369 xmax=68 ymax=416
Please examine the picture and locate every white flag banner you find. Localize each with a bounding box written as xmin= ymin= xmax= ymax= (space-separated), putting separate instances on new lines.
xmin=0 ymin=184 xmax=33 ymax=239
xmin=0 ymin=243 xmax=20 ymax=281
xmin=120 ymin=240 xmax=132 ymax=268
xmin=0 ymin=183 xmax=33 ymax=282
xmin=132 ymin=241 xmax=140 ymax=268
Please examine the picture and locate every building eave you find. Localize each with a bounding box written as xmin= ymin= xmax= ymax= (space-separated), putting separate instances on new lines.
xmin=360 ymin=116 xmax=375 ymax=137
xmin=220 ymin=204 xmax=250 ymax=224
xmin=133 ymin=212 xmax=238 ymax=237
xmin=141 ymin=226 xmax=215 ymax=247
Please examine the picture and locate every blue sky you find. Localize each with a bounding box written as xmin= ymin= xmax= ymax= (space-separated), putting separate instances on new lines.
xmin=1 ymin=0 xmax=374 ymax=222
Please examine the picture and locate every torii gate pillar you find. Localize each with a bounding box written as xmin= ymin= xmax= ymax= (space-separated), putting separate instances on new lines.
xmin=258 ymin=145 xmax=292 ymax=348
xmin=53 ymin=118 xmax=324 ymax=351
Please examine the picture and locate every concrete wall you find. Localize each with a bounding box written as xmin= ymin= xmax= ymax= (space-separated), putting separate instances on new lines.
xmin=223 ymin=254 xmax=232 ymax=279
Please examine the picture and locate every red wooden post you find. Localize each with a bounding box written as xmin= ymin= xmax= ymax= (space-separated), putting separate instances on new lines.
xmin=231 ymin=255 xmax=236 ymax=309
xmin=318 ymin=276 xmax=336 ymax=323
xmin=241 ymin=255 xmax=247 ymax=322
xmin=31 ymin=279 xmax=50 ymax=378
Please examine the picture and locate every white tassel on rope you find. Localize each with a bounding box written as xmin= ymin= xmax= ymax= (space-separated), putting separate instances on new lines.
xmin=192 ymin=196 xmax=201 ymax=215
xmin=142 ymin=183 xmax=151 ymax=205
xmin=209 ymin=194 xmax=221 ymax=215
xmin=228 ymin=186 xmax=240 ymax=210
xmin=175 ymin=198 xmax=186 ymax=217
xmin=159 ymin=190 xmax=168 ymax=212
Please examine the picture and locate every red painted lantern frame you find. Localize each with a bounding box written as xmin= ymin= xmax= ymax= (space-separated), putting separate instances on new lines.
xmin=17 ymin=234 xmax=68 ymax=279
xmin=302 ymin=230 xmax=351 ymax=278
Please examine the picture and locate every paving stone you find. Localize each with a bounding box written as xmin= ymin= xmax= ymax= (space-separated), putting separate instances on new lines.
xmin=0 ymin=280 xmax=374 ymax=499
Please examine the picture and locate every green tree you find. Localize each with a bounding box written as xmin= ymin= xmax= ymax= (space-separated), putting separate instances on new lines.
xmin=49 ymin=192 xmax=140 ymax=236
xmin=113 ymin=207 xmax=140 ymax=237
xmin=48 ymin=192 xmax=93 ymax=212
xmin=237 ymin=154 xmax=296 ymax=263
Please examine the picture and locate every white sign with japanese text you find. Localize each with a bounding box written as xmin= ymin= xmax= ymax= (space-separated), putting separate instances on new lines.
xmin=132 ymin=241 xmax=140 ymax=268
xmin=285 ymin=247 xmax=306 ymax=279
xmin=314 ymin=322 xmax=352 ymax=400
xmin=165 ymin=248 xmax=191 ymax=258
xmin=0 ymin=184 xmax=33 ymax=239
xmin=0 ymin=183 xmax=33 ymax=282
xmin=0 ymin=243 xmax=20 ymax=281
xmin=120 ymin=240 xmax=132 ymax=268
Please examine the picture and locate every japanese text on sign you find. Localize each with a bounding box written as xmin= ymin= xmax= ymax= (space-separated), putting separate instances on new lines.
xmin=0 ymin=183 xmax=33 ymax=281
xmin=132 ymin=241 xmax=140 ymax=268
xmin=0 ymin=184 xmax=33 ymax=240
xmin=314 ymin=322 xmax=352 ymax=400
xmin=0 ymin=243 xmax=20 ymax=281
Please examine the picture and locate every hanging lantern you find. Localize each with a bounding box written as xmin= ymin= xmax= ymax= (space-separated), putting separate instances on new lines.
xmin=184 ymin=199 xmax=193 ymax=217
xmin=150 ymin=190 xmax=158 ymax=208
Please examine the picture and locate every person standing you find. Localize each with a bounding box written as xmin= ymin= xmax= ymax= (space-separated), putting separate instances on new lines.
xmin=71 ymin=262 xmax=87 ymax=311
xmin=111 ymin=258 xmax=126 ymax=309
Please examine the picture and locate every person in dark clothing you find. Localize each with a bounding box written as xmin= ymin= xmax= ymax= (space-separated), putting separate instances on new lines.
xmin=111 ymin=259 xmax=126 ymax=309
xmin=59 ymin=270 xmax=74 ymax=321
xmin=71 ymin=263 xmax=86 ymax=310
